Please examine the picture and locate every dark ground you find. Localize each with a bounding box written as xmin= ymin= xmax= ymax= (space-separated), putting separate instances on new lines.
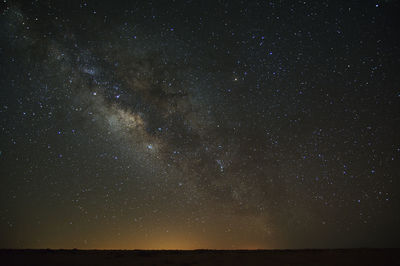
xmin=0 ymin=249 xmax=399 ymax=266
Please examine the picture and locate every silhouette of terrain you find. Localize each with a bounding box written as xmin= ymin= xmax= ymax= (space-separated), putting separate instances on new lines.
xmin=0 ymin=248 xmax=399 ymax=266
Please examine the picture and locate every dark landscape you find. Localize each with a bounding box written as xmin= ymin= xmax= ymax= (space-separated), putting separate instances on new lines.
xmin=1 ymin=249 xmax=399 ymax=266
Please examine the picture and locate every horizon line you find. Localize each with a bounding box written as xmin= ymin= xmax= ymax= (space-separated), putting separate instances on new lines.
xmin=1 ymin=247 xmax=399 ymax=251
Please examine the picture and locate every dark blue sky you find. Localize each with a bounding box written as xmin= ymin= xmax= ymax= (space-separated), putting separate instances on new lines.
xmin=0 ymin=0 xmax=399 ymax=249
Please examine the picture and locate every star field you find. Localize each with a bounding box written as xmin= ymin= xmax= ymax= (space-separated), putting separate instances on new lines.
xmin=0 ymin=0 xmax=399 ymax=249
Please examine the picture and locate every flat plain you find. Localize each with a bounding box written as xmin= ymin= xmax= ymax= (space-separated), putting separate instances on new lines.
xmin=1 ymin=249 xmax=399 ymax=266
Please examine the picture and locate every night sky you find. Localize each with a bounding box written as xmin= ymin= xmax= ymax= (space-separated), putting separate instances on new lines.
xmin=1 ymin=0 xmax=399 ymax=249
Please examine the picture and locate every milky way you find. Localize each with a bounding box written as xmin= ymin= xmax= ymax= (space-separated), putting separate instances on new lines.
xmin=0 ymin=1 xmax=399 ymax=249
